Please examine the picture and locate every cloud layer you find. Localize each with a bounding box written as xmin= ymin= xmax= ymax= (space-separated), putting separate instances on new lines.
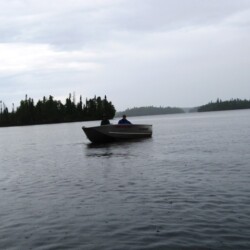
xmin=1 ymin=0 xmax=250 ymax=110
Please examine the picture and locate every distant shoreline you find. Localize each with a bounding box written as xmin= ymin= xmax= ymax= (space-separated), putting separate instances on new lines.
xmin=116 ymin=99 xmax=250 ymax=117
xmin=115 ymin=106 xmax=184 ymax=117
xmin=1 ymin=98 xmax=250 ymax=127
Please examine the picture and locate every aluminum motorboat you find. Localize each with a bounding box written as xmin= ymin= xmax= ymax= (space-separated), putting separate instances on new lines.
xmin=82 ymin=124 xmax=152 ymax=143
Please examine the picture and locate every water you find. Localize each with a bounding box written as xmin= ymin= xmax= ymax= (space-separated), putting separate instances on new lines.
xmin=0 ymin=110 xmax=250 ymax=249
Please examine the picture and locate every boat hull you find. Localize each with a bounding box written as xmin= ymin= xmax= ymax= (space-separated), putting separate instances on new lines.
xmin=82 ymin=124 xmax=152 ymax=143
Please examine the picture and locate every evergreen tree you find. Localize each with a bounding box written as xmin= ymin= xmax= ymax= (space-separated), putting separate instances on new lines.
xmin=198 ymin=99 xmax=250 ymax=112
xmin=0 ymin=94 xmax=116 ymax=127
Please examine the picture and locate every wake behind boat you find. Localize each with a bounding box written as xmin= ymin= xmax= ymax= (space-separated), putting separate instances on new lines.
xmin=82 ymin=124 xmax=152 ymax=143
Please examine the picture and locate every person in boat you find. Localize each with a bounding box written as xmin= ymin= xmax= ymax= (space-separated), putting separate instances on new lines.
xmin=101 ymin=114 xmax=110 ymax=126
xmin=118 ymin=115 xmax=132 ymax=124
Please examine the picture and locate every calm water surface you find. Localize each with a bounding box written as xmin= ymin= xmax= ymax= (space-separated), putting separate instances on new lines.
xmin=0 ymin=110 xmax=250 ymax=249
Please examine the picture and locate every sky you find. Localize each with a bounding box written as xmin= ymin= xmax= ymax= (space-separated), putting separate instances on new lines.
xmin=0 ymin=0 xmax=250 ymax=111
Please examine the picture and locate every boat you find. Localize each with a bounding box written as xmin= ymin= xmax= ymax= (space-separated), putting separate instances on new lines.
xmin=82 ymin=124 xmax=152 ymax=143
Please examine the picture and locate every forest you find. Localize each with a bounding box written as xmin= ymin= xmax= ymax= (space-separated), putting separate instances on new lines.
xmin=0 ymin=94 xmax=116 ymax=127
xmin=198 ymin=98 xmax=250 ymax=112
xmin=116 ymin=106 xmax=184 ymax=117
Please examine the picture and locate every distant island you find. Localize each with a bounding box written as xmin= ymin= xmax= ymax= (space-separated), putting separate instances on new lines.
xmin=0 ymin=94 xmax=116 ymax=127
xmin=198 ymin=99 xmax=250 ymax=112
xmin=116 ymin=98 xmax=250 ymax=117
xmin=116 ymin=106 xmax=184 ymax=117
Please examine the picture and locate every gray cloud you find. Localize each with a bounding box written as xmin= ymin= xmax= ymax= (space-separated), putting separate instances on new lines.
xmin=2 ymin=0 xmax=250 ymax=47
xmin=0 ymin=0 xmax=250 ymax=111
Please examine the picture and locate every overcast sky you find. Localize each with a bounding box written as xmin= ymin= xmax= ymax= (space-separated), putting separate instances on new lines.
xmin=0 ymin=0 xmax=250 ymax=111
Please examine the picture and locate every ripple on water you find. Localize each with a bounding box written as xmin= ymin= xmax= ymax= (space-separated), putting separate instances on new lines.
xmin=1 ymin=113 xmax=250 ymax=249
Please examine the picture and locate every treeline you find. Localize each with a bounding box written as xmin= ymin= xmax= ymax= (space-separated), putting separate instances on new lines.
xmin=0 ymin=94 xmax=116 ymax=127
xmin=198 ymin=98 xmax=250 ymax=112
xmin=116 ymin=106 xmax=184 ymax=117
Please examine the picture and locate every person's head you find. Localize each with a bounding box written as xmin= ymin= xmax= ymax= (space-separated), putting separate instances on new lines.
xmin=122 ymin=115 xmax=126 ymax=119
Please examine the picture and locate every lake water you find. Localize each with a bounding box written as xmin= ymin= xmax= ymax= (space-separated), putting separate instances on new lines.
xmin=0 ymin=110 xmax=250 ymax=249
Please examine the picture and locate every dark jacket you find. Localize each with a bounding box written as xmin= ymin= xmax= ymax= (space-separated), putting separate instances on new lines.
xmin=118 ymin=118 xmax=131 ymax=124
xmin=101 ymin=119 xmax=110 ymax=125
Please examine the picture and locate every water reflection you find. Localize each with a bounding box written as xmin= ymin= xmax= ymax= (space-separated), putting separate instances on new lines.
xmin=85 ymin=151 xmax=114 ymax=158
xmin=86 ymin=137 xmax=152 ymax=148
xmin=85 ymin=138 xmax=152 ymax=158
